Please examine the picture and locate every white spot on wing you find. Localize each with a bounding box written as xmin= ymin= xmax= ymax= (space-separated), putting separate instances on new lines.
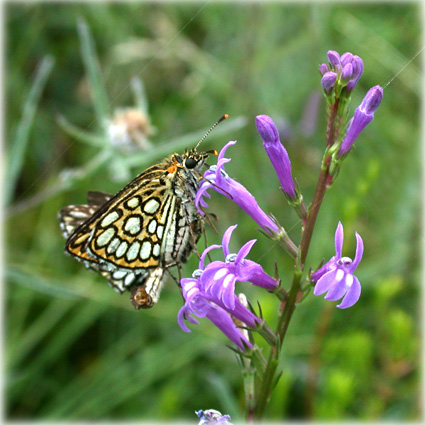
xmin=148 ymin=219 xmax=157 ymax=234
xmin=153 ymin=243 xmax=160 ymax=257
xmin=101 ymin=211 xmax=119 ymax=227
xmin=124 ymin=216 xmax=141 ymax=235
xmin=113 ymin=270 xmax=127 ymax=279
xmin=157 ymin=225 xmax=164 ymax=239
xmin=116 ymin=241 xmax=128 ymax=258
xmin=124 ymin=273 xmax=136 ymax=287
xmin=144 ymin=198 xmax=160 ymax=214
xmin=126 ymin=241 xmax=140 ymax=261
xmin=96 ymin=228 xmax=116 ymax=247
xmin=107 ymin=237 xmax=120 ymax=254
xmin=127 ymin=197 xmax=140 ymax=208
xmin=140 ymin=241 xmax=152 ymax=260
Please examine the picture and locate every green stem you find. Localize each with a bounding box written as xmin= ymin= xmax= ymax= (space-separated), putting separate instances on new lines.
xmin=253 ymin=344 xmax=278 ymax=420
xmin=243 ymin=363 xmax=256 ymax=423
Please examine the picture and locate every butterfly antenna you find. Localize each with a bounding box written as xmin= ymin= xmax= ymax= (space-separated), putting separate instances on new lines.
xmin=194 ymin=114 xmax=229 ymax=150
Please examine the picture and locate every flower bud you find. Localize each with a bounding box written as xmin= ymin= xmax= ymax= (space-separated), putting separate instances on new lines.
xmin=327 ymin=50 xmax=340 ymax=67
xmin=360 ymin=84 xmax=383 ymax=114
xmin=339 ymin=85 xmax=383 ymax=156
xmin=319 ymin=63 xmax=329 ymax=75
xmin=256 ymin=115 xmax=296 ymax=199
xmin=341 ymin=63 xmax=353 ymax=82
xmin=321 ymin=71 xmax=337 ymax=94
xmin=340 ymin=52 xmax=353 ymax=66
xmin=346 ymin=56 xmax=364 ymax=92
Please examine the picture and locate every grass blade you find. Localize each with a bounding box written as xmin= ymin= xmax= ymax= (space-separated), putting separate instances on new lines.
xmin=5 ymin=56 xmax=54 ymax=205
xmin=77 ymin=18 xmax=110 ymax=128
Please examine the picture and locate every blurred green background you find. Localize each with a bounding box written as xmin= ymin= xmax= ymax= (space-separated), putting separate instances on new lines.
xmin=6 ymin=2 xmax=421 ymax=421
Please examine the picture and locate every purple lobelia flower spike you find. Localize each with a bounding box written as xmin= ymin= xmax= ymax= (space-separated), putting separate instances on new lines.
xmin=311 ymin=222 xmax=364 ymax=309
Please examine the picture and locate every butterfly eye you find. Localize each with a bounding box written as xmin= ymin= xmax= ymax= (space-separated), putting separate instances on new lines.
xmin=185 ymin=157 xmax=198 ymax=169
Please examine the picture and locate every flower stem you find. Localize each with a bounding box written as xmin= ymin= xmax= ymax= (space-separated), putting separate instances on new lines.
xmin=299 ymin=98 xmax=340 ymax=267
xmin=243 ymin=364 xmax=256 ymax=423
xmin=299 ymin=166 xmax=330 ymax=267
xmin=253 ymin=269 xmax=302 ymax=421
xmin=253 ymin=345 xmax=278 ymax=421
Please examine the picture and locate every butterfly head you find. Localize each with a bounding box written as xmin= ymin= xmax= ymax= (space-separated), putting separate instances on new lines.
xmin=172 ymin=149 xmax=218 ymax=173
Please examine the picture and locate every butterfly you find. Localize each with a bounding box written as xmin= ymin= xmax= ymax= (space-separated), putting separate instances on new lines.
xmin=59 ymin=115 xmax=227 ymax=309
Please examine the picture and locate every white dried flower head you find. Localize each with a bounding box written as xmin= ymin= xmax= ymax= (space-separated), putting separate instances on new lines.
xmin=107 ymin=108 xmax=153 ymax=151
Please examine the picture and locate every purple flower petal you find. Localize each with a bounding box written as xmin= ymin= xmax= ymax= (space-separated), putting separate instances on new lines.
xmin=334 ymin=221 xmax=344 ymax=259
xmin=205 ymin=303 xmax=252 ymax=350
xmin=217 ymin=140 xmax=237 ymax=162
xmin=196 ymin=142 xmax=279 ymax=235
xmin=313 ymin=268 xmax=339 ymax=295
xmin=178 ymin=307 xmax=198 ymax=332
xmin=349 ymin=232 xmax=364 ymax=272
xmin=235 ymin=239 xmax=257 ymax=264
xmin=219 ymin=273 xmax=237 ymax=310
xmin=311 ymin=256 xmax=336 ymax=282
xmin=337 ymin=275 xmax=361 ymax=308
xmin=221 ymin=225 xmax=237 ymax=258
xmin=199 ymin=262 xmax=225 ymax=291
xmin=199 ymin=244 xmax=221 ymax=269
xmin=238 ymin=260 xmax=278 ymax=290
xmin=323 ymin=274 xmax=348 ymax=301
xmin=313 ymin=222 xmax=364 ymax=309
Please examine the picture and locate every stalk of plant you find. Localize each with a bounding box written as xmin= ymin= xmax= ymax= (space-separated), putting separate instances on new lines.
xmin=179 ymin=50 xmax=383 ymax=422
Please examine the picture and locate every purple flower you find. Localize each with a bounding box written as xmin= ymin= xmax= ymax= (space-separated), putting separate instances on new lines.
xmin=178 ymin=276 xmax=256 ymax=350
xmin=321 ymin=71 xmax=338 ymax=94
xmin=196 ymin=409 xmax=232 ymax=425
xmin=339 ymin=85 xmax=383 ymax=156
xmin=255 ymin=115 xmax=296 ymax=199
xmin=195 ymin=140 xmax=279 ymax=236
xmin=312 ymin=222 xmax=364 ymax=309
xmin=177 ymin=227 xmax=273 ymax=350
xmin=200 ymin=225 xmax=279 ymax=309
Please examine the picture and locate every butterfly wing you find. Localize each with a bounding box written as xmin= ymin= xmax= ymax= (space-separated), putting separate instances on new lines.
xmin=64 ymin=165 xmax=176 ymax=270
xmin=58 ymin=191 xmax=113 ymax=239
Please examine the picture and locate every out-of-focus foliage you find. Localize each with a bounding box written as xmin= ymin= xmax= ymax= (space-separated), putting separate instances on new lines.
xmin=6 ymin=3 xmax=420 ymax=421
